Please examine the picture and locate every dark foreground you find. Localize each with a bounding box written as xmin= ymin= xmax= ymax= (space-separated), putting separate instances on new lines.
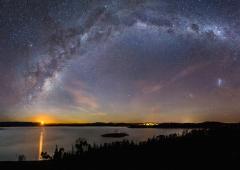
xmin=1 ymin=126 xmax=240 ymax=170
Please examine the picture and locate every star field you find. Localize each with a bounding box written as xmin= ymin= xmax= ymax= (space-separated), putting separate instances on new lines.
xmin=1 ymin=0 xmax=240 ymax=123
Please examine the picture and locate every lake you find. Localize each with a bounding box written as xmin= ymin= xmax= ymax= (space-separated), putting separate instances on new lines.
xmin=0 ymin=127 xmax=185 ymax=161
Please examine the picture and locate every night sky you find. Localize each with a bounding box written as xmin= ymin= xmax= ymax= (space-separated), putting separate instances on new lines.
xmin=1 ymin=0 xmax=240 ymax=123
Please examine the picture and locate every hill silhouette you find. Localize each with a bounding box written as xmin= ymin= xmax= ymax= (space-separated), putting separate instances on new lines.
xmin=0 ymin=121 xmax=239 ymax=128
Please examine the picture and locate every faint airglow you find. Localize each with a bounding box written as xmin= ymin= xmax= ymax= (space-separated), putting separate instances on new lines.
xmin=32 ymin=114 xmax=55 ymax=124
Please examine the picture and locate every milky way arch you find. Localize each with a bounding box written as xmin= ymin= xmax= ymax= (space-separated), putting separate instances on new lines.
xmin=1 ymin=0 xmax=240 ymax=122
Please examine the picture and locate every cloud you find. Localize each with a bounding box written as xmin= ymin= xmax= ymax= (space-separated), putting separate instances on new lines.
xmin=136 ymin=62 xmax=209 ymax=96
xmin=138 ymin=81 xmax=163 ymax=94
xmin=90 ymin=112 xmax=107 ymax=116
xmin=64 ymin=80 xmax=99 ymax=111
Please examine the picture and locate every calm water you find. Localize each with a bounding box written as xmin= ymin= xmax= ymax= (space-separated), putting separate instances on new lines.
xmin=0 ymin=127 xmax=185 ymax=161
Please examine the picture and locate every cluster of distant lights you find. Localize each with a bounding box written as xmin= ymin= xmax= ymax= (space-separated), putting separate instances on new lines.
xmin=141 ymin=122 xmax=159 ymax=126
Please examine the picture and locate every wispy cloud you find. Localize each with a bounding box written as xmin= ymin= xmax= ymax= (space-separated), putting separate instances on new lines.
xmin=65 ymin=81 xmax=99 ymax=111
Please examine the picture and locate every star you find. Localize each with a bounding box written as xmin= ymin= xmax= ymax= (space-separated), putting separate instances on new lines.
xmin=217 ymin=78 xmax=223 ymax=88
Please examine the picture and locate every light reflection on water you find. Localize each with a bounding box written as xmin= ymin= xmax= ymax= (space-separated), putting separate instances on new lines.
xmin=0 ymin=127 xmax=185 ymax=161
xmin=38 ymin=128 xmax=44 ymax=160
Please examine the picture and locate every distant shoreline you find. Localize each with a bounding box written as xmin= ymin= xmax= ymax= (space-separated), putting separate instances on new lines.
xmin=0 ymin=121 xmax=239 ymax=129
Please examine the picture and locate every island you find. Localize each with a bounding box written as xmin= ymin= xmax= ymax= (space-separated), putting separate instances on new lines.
xmin=101 ymin=132 xmax=129 ymax=138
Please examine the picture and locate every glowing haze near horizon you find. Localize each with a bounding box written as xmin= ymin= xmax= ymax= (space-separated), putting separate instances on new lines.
xmin=1 ymin=0 xmax=240 ymax=123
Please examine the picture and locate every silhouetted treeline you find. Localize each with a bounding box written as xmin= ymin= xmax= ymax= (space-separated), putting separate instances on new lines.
xmin=36 ymin=126 xmax=240 ymax=169
xmin=46 ymin=122 xmax=134 ymax=127
xmin=0 ymin=122 xmax=40 ymax=127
